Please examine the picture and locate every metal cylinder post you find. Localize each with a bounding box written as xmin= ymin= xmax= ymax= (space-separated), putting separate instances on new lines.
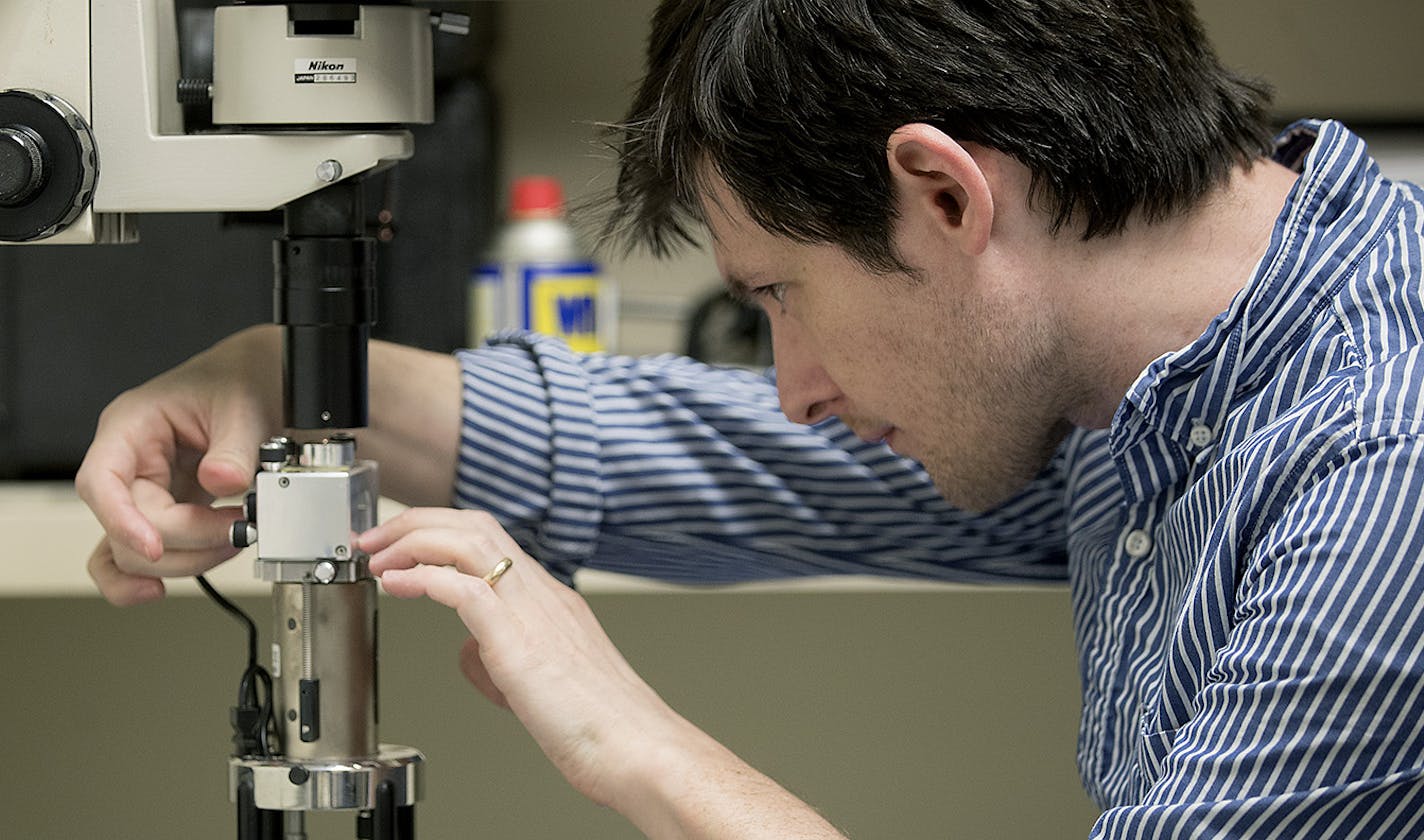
xmin=273 ymin=579 xmax=378 ymax=760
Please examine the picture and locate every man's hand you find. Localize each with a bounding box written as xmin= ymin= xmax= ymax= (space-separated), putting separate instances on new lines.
xmin=362 ymin=507 xmax=682 ymax=807
xmin=362 ymin=507 xmax=849 ymax=840
xmin=75 ymin=326 xmax=282 ymax=605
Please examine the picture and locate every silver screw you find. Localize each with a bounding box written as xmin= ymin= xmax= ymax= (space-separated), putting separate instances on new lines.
xmin=315 ymin=159 xmax=343 ymax=183
xmin=320 ymin=410 xmax=333 ymax=423
xmin=314 ymin=560 xmax=337 ymax=584
xmin=335 ymin=545 xmax=348 ymax=558
xmin=279 ymin=476 xmax=290 ymax=488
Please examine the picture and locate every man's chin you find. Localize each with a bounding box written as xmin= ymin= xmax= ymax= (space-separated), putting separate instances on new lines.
xmin=913 ymin=420 xmax=1072 ymax=513
xmin=922 ymin=452 xmax=1057 ymax=514
xmin=931 ymin=475 xmax=1028 ymax=514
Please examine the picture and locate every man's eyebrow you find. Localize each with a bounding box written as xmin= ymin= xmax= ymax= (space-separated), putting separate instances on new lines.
xmin=723 ymin=272 xmax=757 ymax=303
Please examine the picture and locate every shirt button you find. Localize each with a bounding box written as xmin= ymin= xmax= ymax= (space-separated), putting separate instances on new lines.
xmin=1189 ymin=423 xmax=1215 ymax=448
xmin=1124 ymin=529 xmax=1153 ymax=558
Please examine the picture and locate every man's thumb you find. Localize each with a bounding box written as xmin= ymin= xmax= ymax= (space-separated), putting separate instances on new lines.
xmin=197 ymin=438 xmax=259 ymax=498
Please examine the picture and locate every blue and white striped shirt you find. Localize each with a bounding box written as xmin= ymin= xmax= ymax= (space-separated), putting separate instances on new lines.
xmin=453 ymin=120 xmax=1424 ymax=837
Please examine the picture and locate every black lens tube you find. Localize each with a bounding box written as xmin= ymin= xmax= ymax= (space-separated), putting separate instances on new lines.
xmin=275 ymin=180 xmax=376 ymax=429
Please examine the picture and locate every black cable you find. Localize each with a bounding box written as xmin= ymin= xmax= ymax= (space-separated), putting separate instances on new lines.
xmin=197 ymin=574 xmax=277 ymax=758
xmin=197 ymin=574 xmax=257 ymax=669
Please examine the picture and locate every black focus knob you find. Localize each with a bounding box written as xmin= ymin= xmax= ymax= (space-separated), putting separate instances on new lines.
xmin=175 ymin=77 xmax=212 ymax=106
xmin=0 ymin=125 xmax=45 ymax=206
xmin=230 ymin=520 xmax=257 ymax=549
xmin=0 ymin=90 xmax=97 ymax=242
xmin=260 ymin=436 xmax=294 ymax=468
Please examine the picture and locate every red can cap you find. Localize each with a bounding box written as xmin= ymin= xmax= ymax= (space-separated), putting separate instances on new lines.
xmin=509 ymin=176 xmax=564 ymax=218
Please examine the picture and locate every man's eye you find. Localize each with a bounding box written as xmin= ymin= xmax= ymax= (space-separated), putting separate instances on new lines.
xmin=750 ymin=283 xmax=787 ymax=304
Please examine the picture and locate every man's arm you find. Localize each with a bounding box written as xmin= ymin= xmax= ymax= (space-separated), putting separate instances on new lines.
xmin=360 ymin=333 xmax=462 ymax=505
xmin=453 ymin=333 xmax=1072 ymax=585
xmin=1091 ymin=433 xmax=1424 ymax=838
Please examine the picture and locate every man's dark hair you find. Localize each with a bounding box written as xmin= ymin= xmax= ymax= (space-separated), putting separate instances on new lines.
xmin=604 ymin=0 xmax=1274 ymax=273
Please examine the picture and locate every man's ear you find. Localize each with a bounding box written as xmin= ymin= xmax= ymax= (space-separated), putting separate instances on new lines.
xmin=886 ymin=124 xmax=994 ymax=256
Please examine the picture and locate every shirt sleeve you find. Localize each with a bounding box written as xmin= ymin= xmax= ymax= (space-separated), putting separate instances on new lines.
xmin=1090 ymin=432 xmax=1424 ymax=839
xmin=452 ymin=333 xmax=1069 ymax=585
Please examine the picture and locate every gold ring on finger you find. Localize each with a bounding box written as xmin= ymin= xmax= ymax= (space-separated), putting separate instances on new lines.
xmin=483 ymin=556 xmax=514 ymax=588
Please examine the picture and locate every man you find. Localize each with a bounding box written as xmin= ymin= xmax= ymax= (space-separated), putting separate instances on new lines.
xmin=78 ymin=1 xmax=1424 ymax=837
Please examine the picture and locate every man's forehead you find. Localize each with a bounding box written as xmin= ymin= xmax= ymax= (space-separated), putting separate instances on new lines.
xmin=694 ymin=175 xmax=766 ymax=280
xmin=696 ymin=173 xmax=751 ymax=245
xmin=705 ymin=232 xmax=755 ymax=298
xmin=693 ymin=166 xmax=851 ymax=294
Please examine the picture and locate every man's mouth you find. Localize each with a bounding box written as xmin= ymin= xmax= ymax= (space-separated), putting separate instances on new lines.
xmin=882 ymin=428 xmax=904 ymax=455
xmin=854 ymin=425 xmax=896 ymax=446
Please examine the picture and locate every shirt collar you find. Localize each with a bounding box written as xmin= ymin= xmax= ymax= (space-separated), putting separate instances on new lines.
xmin=1108 ymin=120 xmax=1387 ymax=500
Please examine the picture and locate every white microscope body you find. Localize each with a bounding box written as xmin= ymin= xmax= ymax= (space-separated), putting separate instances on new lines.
xmin=0 ymin=0 xmax=437 ymax=243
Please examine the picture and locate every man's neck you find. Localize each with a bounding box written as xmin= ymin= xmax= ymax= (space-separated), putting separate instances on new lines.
xmin=1051 ymin=159 xmax=1301 ymax=428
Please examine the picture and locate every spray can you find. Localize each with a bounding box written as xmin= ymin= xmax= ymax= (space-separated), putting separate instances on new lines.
xmin=468 ymin=176 xmax=613 ymax=352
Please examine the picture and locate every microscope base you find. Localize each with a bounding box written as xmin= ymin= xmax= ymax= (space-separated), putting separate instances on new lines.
xmin=229 ymin=744 xmax=423 ymax=811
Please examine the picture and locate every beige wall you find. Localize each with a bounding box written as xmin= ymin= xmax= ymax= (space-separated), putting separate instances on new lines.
xmin=1197 ymin=0 xmax=1424 ymax=121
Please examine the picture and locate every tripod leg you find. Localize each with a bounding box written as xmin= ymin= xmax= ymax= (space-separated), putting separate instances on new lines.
xmin=396 ymin=804 xmax=414 ymax=840
xmin=236 ymin=777 xmax=282 ymax=840
xmin=370 ymin=780 xmax=415 ymax=840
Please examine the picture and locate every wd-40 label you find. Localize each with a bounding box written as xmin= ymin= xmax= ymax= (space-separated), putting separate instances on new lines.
xmin=471 ymin=261 xmax=605 ymax=353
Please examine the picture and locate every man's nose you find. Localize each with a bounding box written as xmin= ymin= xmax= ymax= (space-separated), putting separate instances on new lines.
xmin=772 ymin=323 xmax=842 ymax=425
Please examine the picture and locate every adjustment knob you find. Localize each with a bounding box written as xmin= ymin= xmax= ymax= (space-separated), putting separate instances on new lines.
xmin=231 ymin=521 xmax=257 ymax=549
xmin=0 ymin=126 xmax=45 ymax=206
xmin=259 ymin=436 xmax=293 ymax=471
xmin=0 ymin=89 xmax=98 ymax=241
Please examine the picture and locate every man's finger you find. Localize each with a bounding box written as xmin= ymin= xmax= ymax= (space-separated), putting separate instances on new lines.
xmin=381 ymin=566 xmax=522 ymax=651
xmin=358 ymin=508 xmax=454 ymax=550
xmin=196 ymin=417 xmax=262 ymax=499
xmin=146 ymin=503 xmax=245 ymax=553
xmin=359 ymin=508 xmax=512 ymax=556
xmin=112 ymin=544 xmax=239 ymax=579
xmin=87 ymin=540 xmax=166 ymax=606
xmin=75 ymin=461 xmax=162 ymax=561
xmin=367 ymin=527 xmax=507 ymax=578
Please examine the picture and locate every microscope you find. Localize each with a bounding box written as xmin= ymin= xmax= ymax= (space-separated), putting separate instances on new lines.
xmin=2 ymin=2 xmax=476 ymax=837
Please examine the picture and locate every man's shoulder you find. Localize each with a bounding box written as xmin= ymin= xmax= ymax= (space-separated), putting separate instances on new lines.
xmin=1213 ymin=332 xmax=1419 ymax=499
xmin=1229 ymin=345 xmax=1424 ymax=515
xmin=1315 ymin=182 xmax=1424 ymax=439
xmin=1351 ymin=344 xmax=1424 ymax=440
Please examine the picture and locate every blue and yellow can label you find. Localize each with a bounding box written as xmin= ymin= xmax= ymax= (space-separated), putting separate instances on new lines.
xmin=523 ymin=263 xmax=603 ymax=352
xmin=471 ymin=260 xmax=605 ymax=352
